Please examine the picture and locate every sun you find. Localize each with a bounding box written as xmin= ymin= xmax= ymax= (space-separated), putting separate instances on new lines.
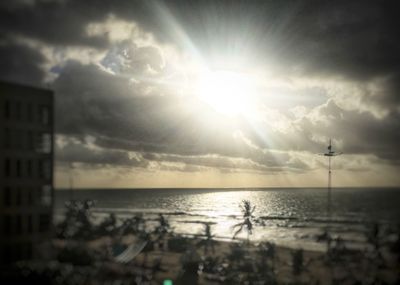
xmin=196 ymin=70 xmax=254 ymax=116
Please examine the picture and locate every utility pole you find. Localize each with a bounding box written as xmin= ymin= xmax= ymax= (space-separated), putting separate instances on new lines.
xmin=69 ymin=161 xmax=74 ymax=201
xmin=320 ymin=139 xmax=342 ymax=217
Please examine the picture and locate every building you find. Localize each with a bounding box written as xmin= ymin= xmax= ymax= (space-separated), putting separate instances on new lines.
xmin=0 ymin=81 xmax=54 ymax=264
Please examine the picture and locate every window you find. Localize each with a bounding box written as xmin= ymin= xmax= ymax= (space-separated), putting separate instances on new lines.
xmin=4 ymin=186 xmax=11 ymax=206
xmin=16 ymin=187 xmax=22 ymax=206
xmin=27 ymin=102 xmax=33 ymax=122
xmin=3 ymin=246 xmax=12 ymax=264
xmin=26 ymin=160 xmax=32 ymax=177
xmin=16 ymin=215 xmax=22 ymax=234
xmin=39 ymin=159 xmax=51 ymax=180
xmin=4 ymin=215 xmax=12 ymax=234
xmin=39 ymin=214 xmax=50 ymax=232
xmin=16 ymin=129 xmax=23 ymax=150
xmin=10 ymin=129 xmax=23 ymax=150
xmin=12 ymin=244 xmax=22 ymax=261
xmin=38 ymin=160 xmax=43 ymax=178
xmin=23 ymin=131 xmax=28 ymax=150
xmin=40 ymin=185 xmax=52 ymax=206
xmin=27 ymin=215 xmax=33 ymax=233
xmin=4 ymin=128 xmax=10 ymax=148
xmin=22 ymin=243 xmax=32 ymax=259
xmin=4 ymin=158 xmax=11 ymax=177
xmin=35 ymin=133 xmax=52 ymax=153
xmin=4 ymin=100 xmax=10 ymax=119
xmin=16 ymin=160 xmax=21 ymax=177
xmin=27 ymin=188 xmax=33 ymax=205
xmin=39 ymin=105 xmax=50 ymax=125
xmin=34 ymin=187 xmax=40 ymax=205
xmin=16 ymin=101 xmax=21 ymax=120
xmin=28 ymin=131 xmax=34 ymax=150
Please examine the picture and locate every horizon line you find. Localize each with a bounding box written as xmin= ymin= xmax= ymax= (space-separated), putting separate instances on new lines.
xmin=55 ymin=186 xmax=400 ymax=191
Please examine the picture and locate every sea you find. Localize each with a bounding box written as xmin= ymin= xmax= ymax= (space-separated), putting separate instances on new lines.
xmin=55 ymin=187 xmax=400 ymax=251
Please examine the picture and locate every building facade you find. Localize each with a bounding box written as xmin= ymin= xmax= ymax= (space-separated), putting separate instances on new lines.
xmin=0 ymin=81 xmax=54 ymax=264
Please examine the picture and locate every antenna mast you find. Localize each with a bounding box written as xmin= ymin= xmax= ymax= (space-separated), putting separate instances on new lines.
xmin=321 ymin=139 xmax=342 ymax=217
xmin=69 ymin=161 xmax=74 ymax=201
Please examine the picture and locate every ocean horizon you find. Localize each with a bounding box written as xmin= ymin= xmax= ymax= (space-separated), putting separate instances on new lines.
xmin=56 ymin=186 xmax=400 ymax=190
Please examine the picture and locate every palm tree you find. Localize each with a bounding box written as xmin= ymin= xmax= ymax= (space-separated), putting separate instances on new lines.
xmin=197 ymin=223 xmax=217 ymax=255
xmin=121 ymin=214 xmax=145 ymax=235
xmin=232 ymin=200 xmax=256 ymax=243
xmin=154 ymin=214 xmax=171 ymax=250
xmin=56 ymin=199 xmax=95 ymax=239
xmin=97 ymin=213 xmax=117 ymax=236
xmin=291 ymin=248 xmax=304 ymax=276
xmin=256 ymin=242 xmax=278 ymax=284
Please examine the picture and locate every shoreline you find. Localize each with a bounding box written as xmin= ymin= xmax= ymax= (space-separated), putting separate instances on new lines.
xmin=48 ymin=233 xmax=398 ymax=285
xmin=53 ymin=207 xmax=394 ymax=254
xmin=35 ymin=198 xmax=399 ymax=284
xmin=4 ymin=200 xmax=399 ymax=284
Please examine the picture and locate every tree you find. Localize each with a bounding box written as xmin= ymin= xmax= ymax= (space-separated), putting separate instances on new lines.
xmin=197 ymin=223 xmax=217 ymax=255
xmin=56 ymin=199 xmax=95 ymax=239
xmin=97 ymin=213 xmax=117 ymax=236
xmin=232 ymin=200 xmax=257 ymax=243
xmin=121 ymin=214 xmax=145 ymax=235
xmin=153 ymin=214 xmax=171 ymax=250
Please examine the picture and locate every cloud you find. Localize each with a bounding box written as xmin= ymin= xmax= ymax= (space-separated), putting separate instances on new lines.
xmin=50 ymin=57 xmax=322 ymax=173
xmin=101 ymin=39 xmax=165 ymax=76
xmin=296 ymin=99 xmax=400 ymax=162
xmin=56 ymin=136 xmax=148 ymax=168
xmin=0 ymin=0 xmax=399 ymax=184
xmin=2 ymin=1 xmax=400 ymax=89
xmin=0 ymin=39 xmax=46 ymax=86
xmin=0 ymin=0 xmax=112 ymax=48
xmin=2 ymin=1 xmax=398 ymax=79
xmin=53 ymin=60 xmax=400 ymax=169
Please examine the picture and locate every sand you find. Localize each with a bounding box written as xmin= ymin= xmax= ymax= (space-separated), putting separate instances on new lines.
xmin=51 ymin=234 xmax=399 ymax=285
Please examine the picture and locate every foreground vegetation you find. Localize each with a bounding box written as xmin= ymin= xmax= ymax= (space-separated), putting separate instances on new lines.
xmin=1 ymin=200 xmax=399 ymax=284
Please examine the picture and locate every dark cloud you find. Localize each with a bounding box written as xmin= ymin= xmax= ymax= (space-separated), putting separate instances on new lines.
xmin=151 ymin=0 xmax=400 ymax=81
xmin=0 ymin=40 xmax=46 ymax=86
xmin=142 ymin=152 xmax=299 ymax=173
xmin=52 ymin=61 xmax=309 ymax=171
xmin=2 ymin=0 xmax=399 ymax=82
xmin=53 ymin=62 xmax=239 ymax=154
xmin=0 ymin=0 xmax=109 ymax=48
xmin=1 ymin=0 xmax=399 ymax=174
xmin=56 ymin=138 xmax=148 ymax=168
xmin=361 ymin=73 xmax=400 ymax=112
xmin=282 ymin=0 xmax=400 ymax=80
xmin=53 ymin=61 xmax=231 ymax=151
xmin=296 ymin=100 xmax=400 ymax=162
xmin=101 ymin=40 xmax=165 ymax=75
xmin=2 ymin=1 xmax=399 ymax=77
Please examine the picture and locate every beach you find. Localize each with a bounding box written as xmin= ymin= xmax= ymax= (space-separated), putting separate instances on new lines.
xmin=24 ymin=232 xmax=397 ymax=285
xmin=3 ymin=188 xmax=399 ymax=284
xmin=5 ymin=196 xmax=398 ymax=285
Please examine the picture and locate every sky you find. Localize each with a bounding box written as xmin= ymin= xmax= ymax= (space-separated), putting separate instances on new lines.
xmin=1 ymin=0 xmax=400 ymax=188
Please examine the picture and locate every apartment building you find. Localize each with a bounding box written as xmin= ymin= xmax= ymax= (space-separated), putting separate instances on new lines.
xmin=0 ymin=81 xmax=54 ymax=264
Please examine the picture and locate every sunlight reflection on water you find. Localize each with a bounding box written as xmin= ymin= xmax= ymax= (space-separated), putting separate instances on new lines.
xmin=56 ymin=188 xmax=400 ymax=251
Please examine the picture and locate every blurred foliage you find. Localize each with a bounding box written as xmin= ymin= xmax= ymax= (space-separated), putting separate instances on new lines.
xmin=7 ymin=198 xmax=397 ymax=285
xmin=168 ymin=236 xmax=190 ymax=253
xmin=56 ymin=199 xmax=96 ymax=240
xmin=197 ymin=223 xmax=217 ymax=255
xmin=57 ymin=245 xmax=93 ymax=266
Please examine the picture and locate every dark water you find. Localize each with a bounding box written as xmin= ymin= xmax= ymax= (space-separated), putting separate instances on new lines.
xmin=55 ymin=187 xmax=400 ymax=250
